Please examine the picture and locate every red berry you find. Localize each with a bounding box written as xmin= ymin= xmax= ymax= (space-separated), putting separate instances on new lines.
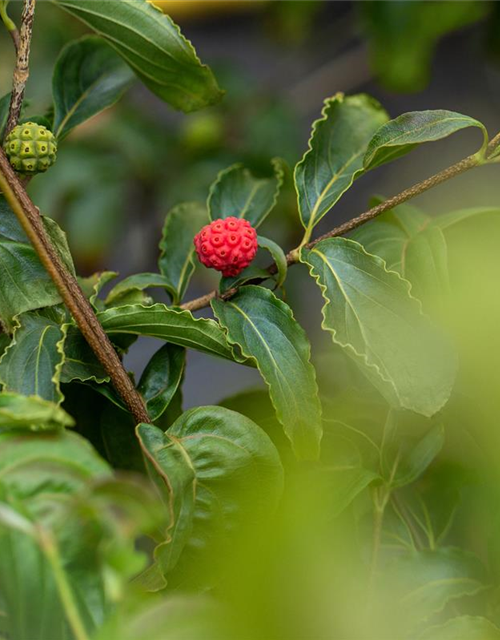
xmin=194 ymin=217 xmax=258 ymax=277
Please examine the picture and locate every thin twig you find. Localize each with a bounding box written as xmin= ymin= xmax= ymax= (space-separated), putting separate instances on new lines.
xmin=0 ymin=148 xmax=150 ymax=424
xmin=181 ymin=149 xmax=486 ymax=313
xmin=4 ymin=0 xmax=36 ymax=138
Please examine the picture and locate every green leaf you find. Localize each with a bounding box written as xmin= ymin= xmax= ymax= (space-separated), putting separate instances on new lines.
xmin=294 ymin=93 xmax=388 ymax=238
xmin=301 ymin=238 xmax=457 ymax=417
xmin=0 ymin=197 xmax=75 ymax=331
xmin=19 ymin=114 xmax=53 ymax=130
xmin=219 ymin=265 xmax=271 ymax=295
xmin=53 ymin=0 xmax=223 ymax=112
xmin=319 ymin=433 xmax=379 ymax=516
xmin=0 ymin=429 xmax=111 ymax=640
xmin=219 ymin=388 xmax=292 ymax=458
xmin=0 ymin=92 xmax=10 ymax=139
xmin=0 ymin=313 xmax=65 ymax=404
xmin=382 ymin=415 xmax=445 ymax=488
xmin=388 ymin=548 xmax=487 ymax=622
xmin=95 ymin=595 xmax=228 ymax=640
xmin=435 ymin=206 xmax=500 ymax=232
xmin=212 ymin=286 xmax=322 ymax=460
xmin=0 ymin=502 xmax=35 ymax=536
xmin=100 ymin=402 xmax=145 ymax=473
xmin=78 ymin=270 xmax=118 ymax=307
xmin=351 ymin=200 xmax=450 ymax=308
xmin=52 ymin=36 xmax=134 ymax=140
xmin=137 ymin=344 xmax=185 ymax=422
xmin=98 ymin=303 xmax=247 ymax=363
xmin=158 ymin=202 xmax=208 ymax=305
xmin=105 ymin=273 xmax=175 ymax=306
xmin=219 ymin=236 xmax=287 ymax=294
xmin=0 ymin=392 xmax=74 ymax=430
xmin=350 ymin=200 xmax=431 ymax=272
xmin=257 ymin=236 xmax=287 ymax=287
xmin=0 ymin=429 xmax=110 ymax=498
xmin=60 ymin=324 xmax=110 ymax=384
xmin=208 ymin=159 xmax=283 ymax=228
xmin=403 ymin=225 xmax=450 ymax=307
xmin=419 ymin=616 xmax=500 ymax=640
xmin=137 ymin=405 xmax=283 ymax=587
xmin=364 ymin=110 xmax=488 ymax=171
xmin=0 ymin=502 xmax=65 ymax=640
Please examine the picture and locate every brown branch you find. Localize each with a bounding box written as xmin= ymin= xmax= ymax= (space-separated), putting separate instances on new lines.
xmin=0 ymin=148 xmax=150 ymax=424
xmin=181 ymin=151 xmax=483 ymax=313
xmin=4 ymin=0 xmax=36 ymax=138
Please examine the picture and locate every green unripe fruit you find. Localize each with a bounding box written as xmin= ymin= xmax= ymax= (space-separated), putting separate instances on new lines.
xmin=3 ymin=122 xmax=57 ymax=174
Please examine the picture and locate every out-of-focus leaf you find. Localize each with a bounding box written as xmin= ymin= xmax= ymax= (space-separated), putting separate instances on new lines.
xmin=0 ymin=392 xmax=74 ymax=430
xmin=319 ymin=433 xmax=379 ymax=516
xmin=212 ymin=286 xmax=322 ymax=460
xmin=0 ymin=429 xmax=110 ymax=499
xmin=0 ymin=197 xmax=75 ymax=331
xmin=52 ymin=36 xmax=134 ymax=140
xmin=381 ymin=414 xmax=444 ymax=488
xmin=138 ymin=344 xmax=185 ymax=422
xmin=208 ymin=160 xmax=283 ymax=228
xmin=387 ymin=547 xmax=487 ymax=622
xmin=137 ymin=406 xmax=283 ymax=587
xmin=0 ymin=429 xmax=111 ymax=640
xmin=360 ymin=1 xmax=488 ymax=92
xmin=403 ymin=225 xmax=450 ymax=306
xmin=53 ymin=0 xmax=224 ymax=112
xmin=301 ymin=238 xmax=457 ymax=416
xmin=435 ymin=206 xmax=500 ymax=232
xmin=158 ymin=202 xmax=208 ymax=305
xmin=351 ymin=200 xmax=430 ymax=272
xmin=0 ymin=505 xmax=65 ymax=640
xmin=364 ymin=110 xmax=488 ymax=170
xmin=0 ymin=313 xmax=65 ymax=404
xmin=294 ymin=93 xmax=388 ymax=239
xmin=0 ymin=502 xmax=34 ymax=536
xmin=95 ymin=595 xmax=230 ymax=640
xmin=419 ymin=616 xmax=500 ymax=640
xmin=98 ymin=303 xmax=247 ymax=363
xmin=268 ymin=0 xmax=322 ymax=44
xmin=351 ymin=200 xmax=450 ymax=308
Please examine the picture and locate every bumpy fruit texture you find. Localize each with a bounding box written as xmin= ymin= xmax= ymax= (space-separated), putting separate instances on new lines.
xmin=4 ymin=122 xmax=57 ymax=174
xmin=194 ymin=217 xmax=258 ymax=277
